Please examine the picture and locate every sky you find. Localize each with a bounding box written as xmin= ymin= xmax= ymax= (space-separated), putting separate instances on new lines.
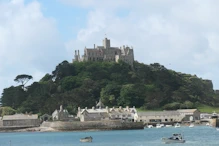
xmin=1 ymin=0 xmax=219 ymax=95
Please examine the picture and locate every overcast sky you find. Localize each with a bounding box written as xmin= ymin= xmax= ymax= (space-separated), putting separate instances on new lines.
xmin=1 ymin=0 xmax=219 ymax=95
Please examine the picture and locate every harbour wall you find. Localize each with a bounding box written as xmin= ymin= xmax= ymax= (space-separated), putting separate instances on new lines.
xmin=41 ymin=120 xmax=144 ymax=131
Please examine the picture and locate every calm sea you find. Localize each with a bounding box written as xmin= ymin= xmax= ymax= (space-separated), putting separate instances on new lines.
xmin=0 ymin=126 xmax=219 ymax=146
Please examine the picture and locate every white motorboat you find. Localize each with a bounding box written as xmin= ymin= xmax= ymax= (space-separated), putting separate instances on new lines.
xmin=147 ymin=125 xmax=153 ymax=128
xmin=189 ymin=123 xmax=194 ymax=128
xmin=175 ymin=123 xmax=180 ymax=128
xmin=162 ymin=133 xmax=186 ymax=144
xmin=156 ymin=124 xmax=163 ymax=128
xmin=206 ymin=122 xmax=210 ymax=126
xmin=166 ymin=125 xmax=172 ymax=127
xmin=80 ymin=136 xmax=92 ymax=142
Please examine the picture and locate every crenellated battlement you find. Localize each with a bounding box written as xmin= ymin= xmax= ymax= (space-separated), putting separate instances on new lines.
xmin=72 ymin=38 xmax=134 ymax=66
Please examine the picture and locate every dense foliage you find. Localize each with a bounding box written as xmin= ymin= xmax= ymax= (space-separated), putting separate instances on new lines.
xmin=1 ymin=60 xmax=219 ymax=115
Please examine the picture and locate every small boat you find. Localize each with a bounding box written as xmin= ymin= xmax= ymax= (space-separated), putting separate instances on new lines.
xmin=175 ymin=123 xmax=180 ymax=128
xmin=156 ymin=123 xmax=163 ymax=128
xmin=80 ymin=136 xmax=93 ymax=142
xmin=166 ymin=125 xmax=172 ymax=127
xmin=147 ymin=125 xmax=153 ymax=128
xmin=189 ymin=123 xmax=194 ymax=128
xmin=216 ymin=128 xmax=219 ymax=131
xmin=161 ymin=133 xmax=186 ymax=144
xmin=206 ymin=122 xmax=210 ymax=126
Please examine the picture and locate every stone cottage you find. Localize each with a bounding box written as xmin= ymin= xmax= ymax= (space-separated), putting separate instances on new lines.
xmin=177 ymin=109 xmax=200 ymax=122
xmin=52 ymin=105 xmax=70 ymax=121
xmin=109 ymin=106 xmax=137 ymax=121
xmin=77 ymin=99 xmax=137 ymax=122
xmin=78 ymin=107 xmax=109 ymax=122
xmin=2 ymin=114 xmax=40 ymax=127
xmin=135 ymin=111 xmax=183 ymax=124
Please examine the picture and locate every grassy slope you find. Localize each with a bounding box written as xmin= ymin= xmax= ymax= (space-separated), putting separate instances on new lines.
xmin=197 ymin=104 xmax=219 ymax=113
xmin=137 ymin=104 xmax=219 ymax=113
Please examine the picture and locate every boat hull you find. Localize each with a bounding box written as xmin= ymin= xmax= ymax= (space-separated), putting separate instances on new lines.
xmin=162 ymin=138 xmax=185 ymax=144
xmin=80 ymin=138 xmax=92 ymax=142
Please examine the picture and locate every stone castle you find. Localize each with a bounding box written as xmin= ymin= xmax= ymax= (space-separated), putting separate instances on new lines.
xmin=73 ymin=38 xmax=134 ymax=66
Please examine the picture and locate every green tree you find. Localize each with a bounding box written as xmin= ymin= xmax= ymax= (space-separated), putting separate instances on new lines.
xmin=1 ymin=86 xmax=27 ymax=108
xmin=14 ymin=74 xmax=33 ymax=88
xmin=0 ymin=107 xmax=16 ymax=116
xmin=100 ymin=83 xmax=121 ymax=106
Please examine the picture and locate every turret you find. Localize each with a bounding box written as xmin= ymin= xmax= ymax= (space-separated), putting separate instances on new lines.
xmin=103 ymin=38 xmax=110 ymax=49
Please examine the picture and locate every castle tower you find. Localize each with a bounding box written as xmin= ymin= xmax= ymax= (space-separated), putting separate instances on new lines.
xmin=78 ymin=50 xmax=80 ymax=61
xmin=103 ymin=38 xmax=110 ymax=49
xmin=74 ymin=50 xmax=78 ymax=61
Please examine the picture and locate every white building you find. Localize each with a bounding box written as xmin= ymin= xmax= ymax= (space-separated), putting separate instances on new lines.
xmin=177 ymin=109 xmax=200 ymax=122
xmin=52 ymin=105 xmax=71 ymax=121
xmin=77 ymin=99 xmax=137 ymax=122
xmin=135 ymin=111 xmax=183 ymax=123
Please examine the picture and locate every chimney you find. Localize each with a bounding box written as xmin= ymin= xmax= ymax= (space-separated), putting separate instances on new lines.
xmin=106 ymin=106 xmax=109 ymax=113
xmin=94 ymin=44 xmax=95 ymax=49
xmin=60 ymin=105 xmax=63 ymax=111
xmin=85 ymin=107 xmax=87 ymax=110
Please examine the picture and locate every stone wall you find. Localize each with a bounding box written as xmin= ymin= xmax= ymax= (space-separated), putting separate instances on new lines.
xmin=41 ymin=120 xmax=144 ymax=131
xmin=3 ymin=119 xmax=40 ymax=127
xmin=0 ymin=120 xmax=3 ymax=127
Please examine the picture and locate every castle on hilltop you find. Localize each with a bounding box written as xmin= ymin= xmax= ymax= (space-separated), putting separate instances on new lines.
xmin=73 ymin=38 xmax=134 ymax=66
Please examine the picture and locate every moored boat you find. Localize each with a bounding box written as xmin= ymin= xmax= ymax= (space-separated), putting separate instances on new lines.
xmin=80 ymin=136 xmax=93 ymax=142
xmin=161 ymin=133 xmax=185 ymax=144
xmin=175 ymin=123 xmax=180 ymax=128
xmin=156 ymin=123 xmax=163 ymax=128
xmin=147 ymin=125 xmax=153 ymax=128
xmin=189 ymin=123 xmax=194 ymax=128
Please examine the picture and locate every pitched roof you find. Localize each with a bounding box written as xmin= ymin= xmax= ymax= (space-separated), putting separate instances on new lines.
xmin=137 ymin=111 xmax=180 ymax=116
xmin=177 ymin=109 xmax=198 ymax=113
xmin=109 ymin=110 xmax=131 ymax=116
xmin=81 ymin=108 xmax=108 ymax=114
xmin=3 ymin=114 xmax=38 ymax=120
xmin=84 ymin=112 xmax=108 ymax=118
xmin=96 ymin=99 xmax=105 ymax=108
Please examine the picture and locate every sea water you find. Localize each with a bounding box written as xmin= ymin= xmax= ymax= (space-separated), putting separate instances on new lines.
xmin=0 ymin=126 xmax=219 ymax=146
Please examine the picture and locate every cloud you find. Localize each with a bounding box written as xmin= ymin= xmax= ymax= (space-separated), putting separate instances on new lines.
xmin=0 ymin=0 xmax=66 ymax=94
xmin=63 ymin=0 xmax=219 ymax=89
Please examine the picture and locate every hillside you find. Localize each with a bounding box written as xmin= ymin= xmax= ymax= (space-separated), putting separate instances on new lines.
xmin=1 ymin=60 xmax=219 ymax=115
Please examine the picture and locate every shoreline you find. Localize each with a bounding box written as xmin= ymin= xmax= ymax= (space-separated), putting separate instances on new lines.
xmin=0 ymin=124 xmax=212 ymax=133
